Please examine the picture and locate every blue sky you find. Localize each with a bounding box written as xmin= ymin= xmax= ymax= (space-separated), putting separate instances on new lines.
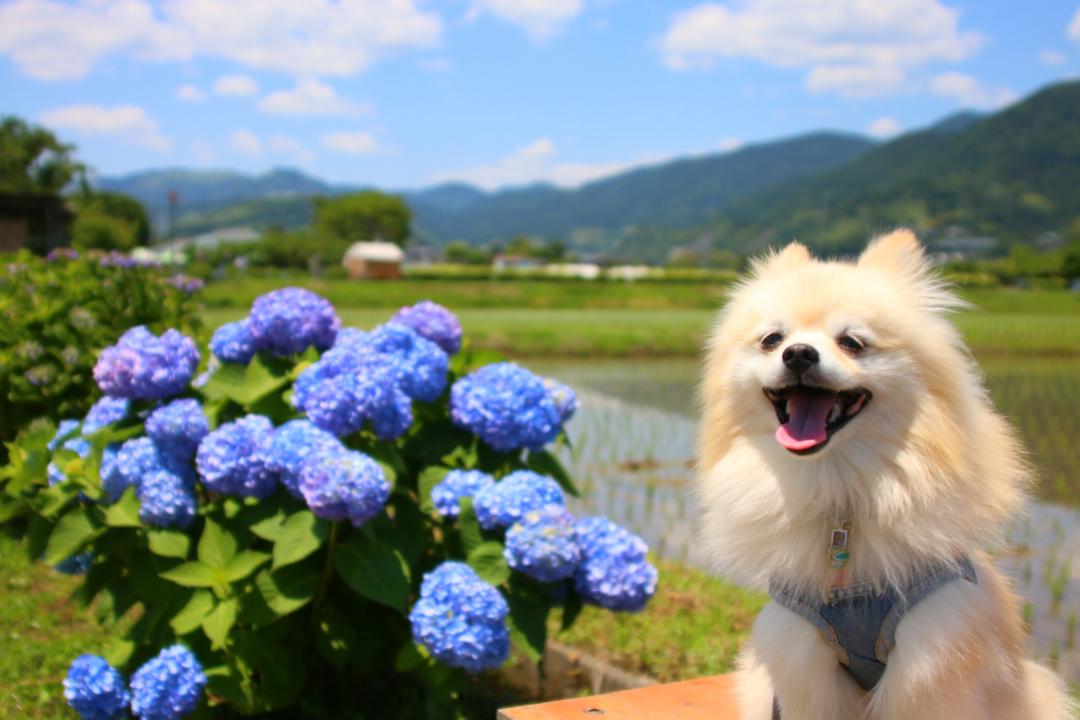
xmin=2 ymin=0 xmax=1079 ymax=190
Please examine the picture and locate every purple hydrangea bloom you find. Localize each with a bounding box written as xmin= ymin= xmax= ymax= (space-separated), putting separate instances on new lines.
xmin=409 ymin=562 xmax=510 ymax=673
xmin=196 ymin=415 xmax=276 ymax=499
xmin=543 ymin=378 xmax=578 ymax=425
xmin=82 ymin=396 xmax=130 ymax=434
xmin=361 ymin=323 xmax=449 ymax=402
xmin=93 ymin=326 xmax=199 ymax=400
xmin=292 ymin=347 xmax=412 ymax=439
xmin=573 ymin=517 xmax=658 ymax=612
xmin=473 ymin=470 xmax=565 ymax=530
xmin=430 ymin=469 xmax=495 ymax=519
xmin=299 ymin=448 xmax=390 ymax=527
xmin=138 ymin=470 xmax=197 ymax=528
xmin=505 ymin=505 xmax=582 ymax=582
xmin=450 ymin=363 xmax=561 ymax=452
xmin=64 ymin=654 xmax=130 ymax=720
xmin=107 ymin=437 xmax=190 ymax=502
xmin=145 ymin=399 xmax=208 ymax=459
xmin=267 ymin=419 xmax=343 ymax=498
xmin=392 ymin=300 xmax=463 ymax=355
xmin=247 ymin=287 xmax=339 ymax=356
xmin=130 ymin=645 xmax=205 ymax=720
xmin=209 ymin=320 xmax=256 ymax=364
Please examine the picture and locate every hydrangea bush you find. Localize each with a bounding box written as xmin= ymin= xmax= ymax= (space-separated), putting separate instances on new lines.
xmin=0 ymin=293 xmax=658 ymax=719
xmin=0 ymin=249 xmax=201 ymax=449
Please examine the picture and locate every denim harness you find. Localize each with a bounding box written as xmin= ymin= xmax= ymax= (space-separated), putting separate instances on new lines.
xmin=768 ymin=556 xmax=977 ymax=700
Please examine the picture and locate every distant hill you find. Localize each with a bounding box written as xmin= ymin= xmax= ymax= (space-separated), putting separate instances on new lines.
xmin=713 ymin=81 xmax=1080 ymax=253
xmin=410 ymin=132 xmax=875 ymax=244
xmin=98 ymin=80 xmax=1080 ymax=260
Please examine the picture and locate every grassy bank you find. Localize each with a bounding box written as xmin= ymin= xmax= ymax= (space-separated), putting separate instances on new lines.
xmin=202 ymin=304 xmax=1080 ymax=358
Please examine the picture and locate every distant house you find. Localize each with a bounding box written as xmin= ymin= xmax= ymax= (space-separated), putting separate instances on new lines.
xmin=0 ymin=193 xmax=73 ymax=253
xmin=162 ymin=226 xmax=260 ymax=254
xmin=343 ymin=241 xmax=404 ymax=279
xmin=493 ymin=254 xmax=542 ymax=271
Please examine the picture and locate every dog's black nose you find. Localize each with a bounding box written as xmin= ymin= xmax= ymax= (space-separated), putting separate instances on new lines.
xmin=782 ymin=343 xmax=819 ymax=372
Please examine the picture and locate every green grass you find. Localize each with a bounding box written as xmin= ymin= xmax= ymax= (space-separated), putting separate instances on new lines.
xmin=0 ymin=535 xmax=120 ymax=719
xmin=202 ymin=303 xmax=1080 ymax=358
xmin=550 ymin=557 xmax=767 ymax=682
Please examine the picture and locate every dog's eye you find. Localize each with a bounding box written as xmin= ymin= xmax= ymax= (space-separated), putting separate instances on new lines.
xmin=760 ymin=332 xmax=784 ymax=350
xmin=837 ymin=335 xmax=865 ymax=353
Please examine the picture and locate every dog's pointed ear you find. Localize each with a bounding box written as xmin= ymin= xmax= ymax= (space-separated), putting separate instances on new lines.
xmin=858 ymin=229 xmax=926 ymax=277
xmin=755 ymin=241 xmax=811 ymax=274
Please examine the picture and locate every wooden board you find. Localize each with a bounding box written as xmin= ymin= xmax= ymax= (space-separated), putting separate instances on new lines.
xmin=497 ymin=674 xmax=740 ymax=720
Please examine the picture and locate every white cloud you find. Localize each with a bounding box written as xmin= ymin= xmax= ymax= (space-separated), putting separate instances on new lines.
xmin=229 ymin=129 xmax=262 ymax=156
xmin=467 ymin=0 xmax=583 ymax=40
xmin=1070 ymin=7 xmax=1080 ymax=43
xmin=258 ymin=78 xmax=371 ymax=116
xmin=660 ymin=0 xmax=983 ymax=97
xmin=435 ymin=137 xmax=632 ymax=190
xmin=717 ymin=137 xmax=743 ymax=152
xmin=867 ymin=116 xmax=902 ymax=138
xmin=806 ymin=63 xmax=906 ymax=98
xmin=268 ymin=133 xmax=316 ymax=164
xmin=0 ymin=0 xmax=441 ymax=81
xmin=175 ymin=83 xmax=206 ymax=102
xmin=213 ymin=74 xmax=259 ymax=96
xmin=321 ymin=130 xmax=380 ymax=155
xmin=930 ymin=72 xmax=1016 ymax=109
xmin=39 ymin=104 xmax=169 ymax=150
xmin=191 ymin=139 xmax=215 ymax=163
xmin=1039 ymin=49 xmax=1066 ymax=66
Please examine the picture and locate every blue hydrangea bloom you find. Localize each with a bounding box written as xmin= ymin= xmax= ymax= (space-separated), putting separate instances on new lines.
xmin=573 ymin=517 xmax=658 ymax=612
xmin=139 ymin=470 xmax=197 ymax=528
xmin=505 ymin=505 xmax=582 ymax=582
xmin=48 ymin=435 xmax=92 ymax=486
xmin=292 ymin=347 xmax=412 ymax=439
xmin=64 ymin=654 xmax=131 ymax=720
xmin=130 ymin=645 xmax=205 ymax=720
xmin=473 ymin=470 xmax=565 ymax=530
xmin=146 ymin=399 xmax=208 ymax=459
xmin=247 ymin=287 xmax=339 ymax=356
xmin=299 ymin=448 xmax=390 ymax=527
xmin=431 ymin=469 xmax=495 ymax=519
xmin=196 ymin=415 xmax=277 ymax=499
xmin=268 ymin=419 xmax=343 ymax=498
xmin=107 ymin=437 xmax=189 ymax=502
xmin=209 ymin=320 xmax=256 ymax=364
xmin=392 ymin=300 xmax=463 ymax=355
xmin=49 ymin=419 xmax=81 ymax=451
xmin=450 ymin=363 xmax=561 ymax=452
xmin=55 ymin=552 xmax=94 ymax=575
xmin=409 ymin=562 xmax=510 ymax=673
xmin=543 ymin=378 xmax=578 ymax=425
xmin=83 ymin=396 xmax=130 ymax=434
xmin=364 ymin=323 xmax=448 ymax=402
xmin=93 ymin=326 xmax=199 ymax=400
xmin=332 ymin=327 xmax=368 ymax=349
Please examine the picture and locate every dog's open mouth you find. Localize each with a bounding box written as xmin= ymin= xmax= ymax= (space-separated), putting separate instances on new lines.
xmin=763 ymin=385 xmax=872 ymax=455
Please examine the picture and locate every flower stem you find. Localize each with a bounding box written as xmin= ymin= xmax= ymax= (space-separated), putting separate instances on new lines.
xmin=312 ymin=522 xmax=340 ymax=621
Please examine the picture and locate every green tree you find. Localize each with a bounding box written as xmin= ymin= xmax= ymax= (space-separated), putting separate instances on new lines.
xmin=0 ymin=116 xmax=85 ymax=194
xmin=72 ymin=190 xmax=152 ymax=245
xmin=1062 ymin=242 xmax=1080 ymax=281
xmin=314 ymin=191 xmax=411 ymax=247
xmin=444 ymin=240 xmax=491 ymax=265
xmin=70 ymin=211 xmax=137 ymax=251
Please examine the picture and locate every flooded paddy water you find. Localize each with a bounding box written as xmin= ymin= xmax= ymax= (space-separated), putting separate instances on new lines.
xmin=534 ymin=357 xmax=1080 ymax=682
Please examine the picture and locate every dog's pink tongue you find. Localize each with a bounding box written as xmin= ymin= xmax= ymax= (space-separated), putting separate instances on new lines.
xmin=775 ymin=391 xmax=835 ymax=451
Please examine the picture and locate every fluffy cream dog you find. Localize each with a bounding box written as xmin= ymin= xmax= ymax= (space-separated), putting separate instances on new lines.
xmin=696 ymin=230 xmax=1074 ymax=719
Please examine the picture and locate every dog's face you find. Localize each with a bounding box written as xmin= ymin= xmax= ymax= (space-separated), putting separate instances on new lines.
xmin=706 ymin=231 xmax=959 ymax=466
